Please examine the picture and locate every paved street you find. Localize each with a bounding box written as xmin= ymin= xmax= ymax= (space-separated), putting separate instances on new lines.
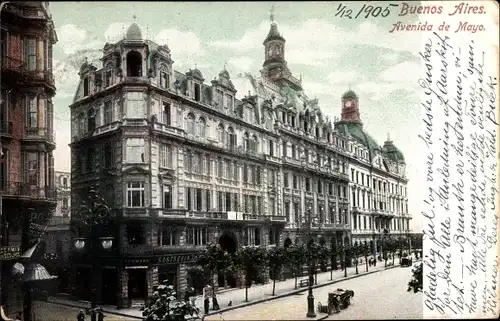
xmin=205 ymin=263 xmax=422 ymax=320
xmin=48 ymin=256 xmax=419 ymax=320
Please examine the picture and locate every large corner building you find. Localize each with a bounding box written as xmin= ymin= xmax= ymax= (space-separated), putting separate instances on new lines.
xmin=69 ymin=17 xmax=410 ymax=308
xmin=0 ymin=1 xmax=58 ymax=313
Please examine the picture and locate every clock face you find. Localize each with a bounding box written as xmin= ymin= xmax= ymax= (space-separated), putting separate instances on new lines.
xmin=345 ymin=100 xmax=352 ymax=107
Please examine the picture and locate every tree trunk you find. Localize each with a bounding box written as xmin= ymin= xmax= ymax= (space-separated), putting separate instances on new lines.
xmin=245 ymin=285 xmax=249 ymax=302
xmin=272 ymin=279 xmax=276 ymax=296
xmin=392 ymin=252 xmax=395 ymax=266
xmin=355 ymin=261 xmax=358 ymax=275
xmin=365 ymin=256 xmax=368 ymax=272
xmin=294 ymin=275 xmax=298 ymax=289
xmin=330 ymin=266 xmax=333 ymax=280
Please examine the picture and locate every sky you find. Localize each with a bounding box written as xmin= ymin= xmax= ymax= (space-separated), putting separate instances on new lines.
xmin=49 ymin=1 xmax=426 ymax=231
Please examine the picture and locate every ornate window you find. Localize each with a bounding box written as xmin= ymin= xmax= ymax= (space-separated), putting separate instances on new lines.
xmin=26 ymin=96 xmax=38 ymax=128
xmin=87 ymin=108 xmax=96 ymax=132
xmin=226 ymin=126 xmax=236 ymax=149
xmin=103 ymin=100 xmax=113 ymax=124
xmin=243 ymin=132 xmax=250 ymax=150
xmin=104 ymin=64 xmax=113 ymax=87
xmin=126 ymin=138 xmax=145 ymax=163
xmin=159 ymin=65 xmax=170 ymax=89
xmin=197 ymin=117 xmax=206 ymax=137
xmin=126 ymin=92 xmax=144 ymax=118
xmin=186 ymin=113 xmax=195 ymax=134
xmin=252 ymin=135 xmax=259 ymax=153
xmin=126 ymin=182 xmax=145 ymax=207
xmin=217 ymin=123 xmax=225 ymax=143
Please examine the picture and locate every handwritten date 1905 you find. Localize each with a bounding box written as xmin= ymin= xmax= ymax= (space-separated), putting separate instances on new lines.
xmin=335 ymin=3 xmax=399 ymax=19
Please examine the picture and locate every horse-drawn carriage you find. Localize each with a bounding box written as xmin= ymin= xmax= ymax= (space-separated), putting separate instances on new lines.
xmin=317 ymin=288 xmax=355 ymax=314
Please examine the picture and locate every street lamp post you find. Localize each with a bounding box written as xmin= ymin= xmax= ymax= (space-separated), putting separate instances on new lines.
xmin=304 ymin=203 xmax=316 ymax=318
xmin=74 ymin=188 xmax=113 ymax=321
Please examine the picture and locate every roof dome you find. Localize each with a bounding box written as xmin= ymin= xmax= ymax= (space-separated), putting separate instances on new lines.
xmin=126 ymin=23 xmax=142 ymax=40
xmin=186 ymin=68 xmax=204 ymax=81
xmin=264 ymin=22 xmax=285 ymax=44
xmin=335 ymin=121 xmax=381 ymax=161
xmin=342 ymin=89 xmax=358 ymax=100
xmin=383 ymin=140 xmax=405 ymax=164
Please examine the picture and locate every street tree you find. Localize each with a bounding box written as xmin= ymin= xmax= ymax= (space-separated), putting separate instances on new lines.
xmin=285 ymin=244 xmax=307 ymax=289
xmin=142 ymin=280 xmax=200 ymax=321
xmin=196 ymin=243 xmax=226 ymax=288
xmin=329 ymin=241 xmax=339 ymax=280
xmin=267 ymin=246 xmax=286 ymax=296
xmin=234 ymin=246 xmax=268 ymax=302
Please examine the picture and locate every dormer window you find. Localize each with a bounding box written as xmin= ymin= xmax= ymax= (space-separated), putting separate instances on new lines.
xmin=224 ymin=94 xmax=233 ymax=110
xmin=160 ymin=71 xmax=170 ymax=89
xmin=104 ymin=68 xmax=112 ymax=87
xmin=83 ymin=77 xmax=89 ymax=97
xmin=126 ymin=51 xmax=142 ymax=77
xmin=215 ymin=89 xmax=223 ymax=107
xmin=194 ymin=83 xmax=201 ymax=102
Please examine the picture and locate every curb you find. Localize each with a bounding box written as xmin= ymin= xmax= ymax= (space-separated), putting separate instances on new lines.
xmin=206 ymin=260 xmax=421 ymax=318
xmin=44 ymin=300 xmax=144 ymax=320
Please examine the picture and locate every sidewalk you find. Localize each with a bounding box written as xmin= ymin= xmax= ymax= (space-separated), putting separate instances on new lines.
xmin=48 ymin=256 xmax=419 ymax=320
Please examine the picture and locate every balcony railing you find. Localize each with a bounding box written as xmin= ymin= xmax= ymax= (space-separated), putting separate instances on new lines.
xmin=0 ymin=121 xmax=13 ymax=136
xmin=1 ymin=56 xmax=24 ymax=73
xmin=1 ymin=181 xmax=57 ymax=200
xmin=24 ymin=127 xmax=55 ymax=142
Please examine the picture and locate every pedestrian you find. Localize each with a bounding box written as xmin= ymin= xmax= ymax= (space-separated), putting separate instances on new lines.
xmin=212 ymin=293 xmax=220 ymax=311
xmin=77 ymin=309 xmax=85 ymax=321
xmin=202 ymin=284 xmax=211 ymax=314
xmin=97 ymin=308 xmax=105 ymax=321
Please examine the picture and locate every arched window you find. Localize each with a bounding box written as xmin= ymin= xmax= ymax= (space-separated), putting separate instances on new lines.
xmin=252 ymin=135 xmax=259 ymax=152
xmin=186 ymin=113 xmax=195 ymax=134
xmin=197 ymin=117 xmax=206 ymax=137
xmin=226 ymin=126 xmax=236 ymax=148
xmin=126 ymin=51 xmax=142 ymax=77
xmin=217 ymin=123 xmax=225 ymax=143
xmin=243 ymin=132 xmax=250 ymax=150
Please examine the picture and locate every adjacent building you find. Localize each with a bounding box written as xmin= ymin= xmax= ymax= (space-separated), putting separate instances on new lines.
xmin=54 ymin=171 xmax=71 ymax=217
xmin=0 ymin=1 xmax=58 ymax=313
xmin=69 ymin=16 xmax=410 ymax=309
xmin=335 ymin=91 xmax=410 ymax=252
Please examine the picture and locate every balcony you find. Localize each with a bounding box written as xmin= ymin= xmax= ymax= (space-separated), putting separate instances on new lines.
xmin=24 ymin=127 xmax=55 ymax=143
xmin=188 ymin=211 xmax=228 ymax=220
xmin=1 ymin=56 xmax=24 ymax=74
xmin=152 ymin=123 xmax=186 ymax=139
xmin=0 ymin=121 xmax=13 ymax=137
xmin=23 ymin=70 xmax=55 ymax=88
xmin=1 ymin=181 xmax=57 ymax=201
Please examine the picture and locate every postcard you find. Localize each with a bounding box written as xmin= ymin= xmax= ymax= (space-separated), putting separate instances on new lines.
xmin=0 ymin=1 xmax=498 ymax=320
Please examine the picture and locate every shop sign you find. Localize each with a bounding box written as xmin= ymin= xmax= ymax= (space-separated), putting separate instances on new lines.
xmin=0 ymin=246 xmax=20 ymax=260
xmin=156 ymin=253 xmax=199 ymax=264
xmin=124 ymin=258 xmax=149 ymax=266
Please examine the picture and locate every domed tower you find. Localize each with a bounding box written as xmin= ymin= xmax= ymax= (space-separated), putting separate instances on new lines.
xmin=340 ymin=89 xmax=361 ymax=124
xmin=262 ymin=7 xmax=286 ymax=74
xmin=126 ymin=22 xmax=142 ymax=41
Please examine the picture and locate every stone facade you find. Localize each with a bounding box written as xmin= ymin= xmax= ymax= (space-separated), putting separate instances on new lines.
xmin=68 ymin=15 xmax=411 ymax=309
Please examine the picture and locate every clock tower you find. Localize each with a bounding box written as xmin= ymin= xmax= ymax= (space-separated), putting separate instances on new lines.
xmin=340 ymin=89 xmax=361 ymax=124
